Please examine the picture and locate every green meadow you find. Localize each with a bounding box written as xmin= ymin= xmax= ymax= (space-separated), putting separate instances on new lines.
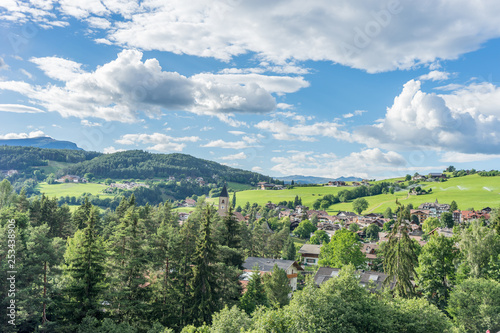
xmin=231 ymin=174 xmax=500 ymax=214
xmin=37 ymin=182 xmax=114 ymax=199
xmin=232 ymin=186 xmax=347 ymax=208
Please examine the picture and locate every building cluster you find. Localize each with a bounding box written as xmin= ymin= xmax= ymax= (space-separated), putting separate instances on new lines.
xmin=257 ymin=182 xmax=285 ymax=190
xmin=0 ymin=169 xmax=18 ymax=177
xmin=185 ymin=176 xmax=206 ymax=186
xmin=56 ymin=175 xmax=86 ymax=183
xmin=412 ymin=173 xmax=447 ymax=181
xmin=108 ymin=181 xmax=149 ymax=190
xmin=325 ymin=179 xmax=372 ymax=187
xmin=410 ymin=200 xmax=491 ymax=224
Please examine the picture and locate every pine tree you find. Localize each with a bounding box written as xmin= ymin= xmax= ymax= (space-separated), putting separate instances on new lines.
xmin=283 ymin=238 xmax=296 ymax=260
xmin=72 ymin=197 xmax=93 ymax=230
xmin=150 ymin=215 xmax=183 ymax=328
xmin=232 ymin=192 xmax=236 ymax=209
xmin=221 ymin=206 xmax=242 ymax=249
xmin=107 ymin=204 xmax=151 ymax=327
xmin=17 ymin=223 xmax=64 ymax=330
xmin=449 ymin=200 xmax=458 ymax=213
xmin=263 ymin=264 xmax=292 ymax=308
xmin=189 ymin=205 xmax=219 ymax=325
xmin=383 ymin=202 xmax=418 ymax=298
xmin=63 ymin=207 xmax=106 ymax=323
xmin=240 ymin=266 xmax=269 ymax=314
xmin=17 ymin=187 xmax=29 ymax=212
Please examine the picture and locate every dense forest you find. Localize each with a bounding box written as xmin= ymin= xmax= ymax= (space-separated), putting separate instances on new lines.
xmin=0 ymin=146 xmax=101 ymax=170
xmin=62 ymin=150 xmax=276 ymax=184
xmin=0 ymin=146 xmax=277 ymax=186
xmin=1 ymin=178 xmax=500 ymax=332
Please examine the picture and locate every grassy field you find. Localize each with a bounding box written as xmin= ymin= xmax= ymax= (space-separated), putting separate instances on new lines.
xmin=37 ymin=160 xmax=75 ymax=174
xmin=37 ymin=182 xmax=114 ymax=199
xmin=227 ymin=181 xmax=254 ymax=191
xmin=232 ymin=174 xmax=500 ymax=214
xmin=233 ymin=186 xmax=347 ymax=208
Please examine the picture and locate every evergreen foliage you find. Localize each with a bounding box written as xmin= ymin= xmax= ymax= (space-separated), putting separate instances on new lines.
xmin=383 ymin=202 xmax=419 ymax=298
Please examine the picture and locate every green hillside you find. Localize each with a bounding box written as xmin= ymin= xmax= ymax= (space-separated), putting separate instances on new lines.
xmin=37 ymin=182 xmax=114 ymax=199
xmin=62 ymin=150 xmax=277 ymax=184
xmin=232 ymin=174 xmax=500 ymax=213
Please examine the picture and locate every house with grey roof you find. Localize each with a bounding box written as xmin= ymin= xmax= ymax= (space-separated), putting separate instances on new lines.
xmin=314 ymin=267 xmax=395 ymax=292
xmin=242 ymin=257 xmax=304 ymax=290
xmin=298 ymin=244 xmax=322 ymax=266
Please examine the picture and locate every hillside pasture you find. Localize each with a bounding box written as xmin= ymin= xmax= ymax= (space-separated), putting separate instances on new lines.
xmin=232 ymin=174 xmax=500 ymax=214
xmin=37 ymin=182 xmax=114 ymax=199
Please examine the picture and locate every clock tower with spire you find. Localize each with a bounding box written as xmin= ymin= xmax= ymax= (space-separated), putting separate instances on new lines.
xmin=218 ymin=184 xmax=229 ymax=217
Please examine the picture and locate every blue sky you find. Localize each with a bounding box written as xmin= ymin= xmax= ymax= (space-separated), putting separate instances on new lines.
xmin=1 ymin=1 xmax=500 ymax=179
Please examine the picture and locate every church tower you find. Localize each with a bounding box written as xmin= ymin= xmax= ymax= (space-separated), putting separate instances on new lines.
xmin=218 ymin=184 xmax=229 ymax=217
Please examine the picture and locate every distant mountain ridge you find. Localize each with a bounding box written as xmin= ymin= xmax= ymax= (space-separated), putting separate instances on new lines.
xmin=0 ymin=136 xmax=83 ymax=150
xmin=275 ymin=175 xmax=362 ymax=184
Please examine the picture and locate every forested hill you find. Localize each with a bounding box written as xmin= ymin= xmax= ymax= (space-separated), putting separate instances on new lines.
xmin=62 ymin=150 xmax=276 ymax=184
xmin=0 ymin=136 xmax=83 ymax=150
xmin=0 ymin=146 xmax=101 ymax=170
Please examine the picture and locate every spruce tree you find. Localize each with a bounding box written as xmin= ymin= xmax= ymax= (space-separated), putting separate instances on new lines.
xmin=190 ymin=205 xmax=219 ymax=325
xmin=283 ymin=238 xmax=297 ymax=260
xmin=72 ymin=197 xmax=93 ymax=230
xmin=232 ymin=192 xmax=236 ymax=209
xmin=20 ymin=223 xmax=64 ymax=330
xmin=383 ymin=202 xmax=418 ymax=298
xmin=107 ymin=206 xmax=150 ymax=327
xmin=263 ymin=264 xmax=292 ymax=308
xmin=221 ymin=205 xmax=242 ymax=250
xmin=150 ymin=216 xmax=183 ymax=328
xmin=63 ymin=206 xmax=106 ymax=323
xmin=240 ymin=266 xmax=269 ymax=314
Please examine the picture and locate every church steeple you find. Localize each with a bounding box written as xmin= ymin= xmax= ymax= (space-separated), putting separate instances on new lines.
xmin=218 ymin=184 xmax=229 ymax=217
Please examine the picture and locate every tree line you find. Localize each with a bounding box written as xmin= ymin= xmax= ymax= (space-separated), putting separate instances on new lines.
xmin=1 ymin=178 xmax=500 ymax=332
xmin=62 ymin=150 xmax=279 ymax=185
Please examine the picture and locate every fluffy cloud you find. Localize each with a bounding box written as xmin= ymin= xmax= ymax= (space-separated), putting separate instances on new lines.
xmin=353 ymin=80 xmax=500 ymax=154
xmin=191 ymin=73 xmax=309 ymax=95
xmin=201 ymin=139 xmax=255 ymax=149
xmin=0 ymin=104 xmax=44 ymax=113
xmin=418 ymin=70 xmax=450 ymax=81
xmin=102 ymin=1 xmax=500 ymax=72
xmin=251 ymin=166 xmax=263 ymax=172
xmin=0 ymin=130 xmax=46 ymax=139
xmin=81 ymin=120 xmax=102 ymax=127
xmin=30 ymin=56 xmax=84 ymax=81
xmin=116 ymin=132 xmax=200 ymax=152
xmin=255 ymin=120 xmax=350 ymax=142
xmin=270 ymin=148 xmax=408 ymax=179
xmin=103 ymin=146 xmax=125 ymax=154
xmin=219 ymin=152 xmax=247 ymax=160
xmin=0 ymin=50 xmax=306 ymax=123
xmin=343 ymin=110 xmax=366 ymax=118
xmin=439 ymin=152 xmax=500 ymax=163
xmin=228 ymin=131 xmax=246 ymax=136
xmin=5 ymin=1 xmax=500 ymax=72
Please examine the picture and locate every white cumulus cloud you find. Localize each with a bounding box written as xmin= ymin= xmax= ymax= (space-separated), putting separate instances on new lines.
xmin=270 ymin=148 xmax=408 ymax=179
xmin=0 ymin=50 xmax=306 ymax=123
xmin=353 ymin=79 xmax=500 ymax=154
xmin=219 ymin=152 xmax=247 ymax=160
xmin=116 ymin=132 xmax=200 ymax=152
xmin=0 ymin=130 xmax=46 ymax=139
xmin=0 ymin=104 xmax=45 ymax=113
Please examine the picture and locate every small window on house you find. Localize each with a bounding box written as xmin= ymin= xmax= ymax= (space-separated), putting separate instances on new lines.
xmin=221 ymin=199 xmax=225 ymax=203
xmin=306 ymin=259 xmax=316 ymax=263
